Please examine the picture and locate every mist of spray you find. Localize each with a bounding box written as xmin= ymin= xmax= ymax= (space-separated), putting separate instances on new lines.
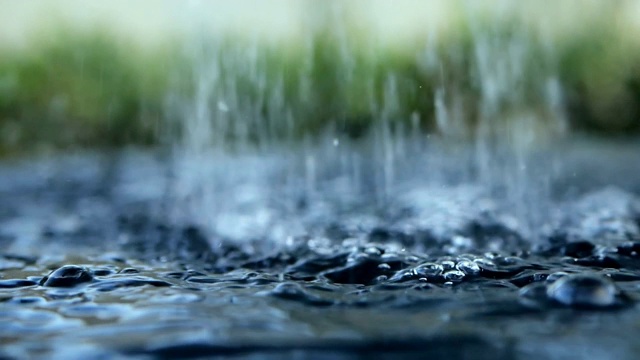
xmin=167 ymin=1 xmax=568 ymax=247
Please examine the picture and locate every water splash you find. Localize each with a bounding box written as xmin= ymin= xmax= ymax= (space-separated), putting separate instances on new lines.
xmin=433 ymin=1 xmax=568 ymax=239
xmin=167 ymin=1 xmax=572 ymax=248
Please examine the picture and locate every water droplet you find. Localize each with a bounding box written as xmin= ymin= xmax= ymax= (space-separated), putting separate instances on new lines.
xmin=374 ymin=275 xmax=388 ymax=283
xmin=381 ymin=253 xmax=401 ymax=262
xmin=518 ymin=283 xmax=548 ymax=308
xmin=388 ymin=269 xmax=415 ymax=283
xmin=546 ymin=274 xmax=619 ymax=308
xmin=271 ymin=282 xmax=305 ymax=298
xmin=496 ymin=256 xmax=522 ymax=265
xmin=413 ymin=263 xmax=442 ymax=277
xmin=545 ymin=271 xmax=569 ymax=284
xmin=348 ymin=252 xmax=370 ymax=263
xmin=217 ymin=101 xmax=229 ymax=112
xmin=452 ymin=236 xmax=473 ymax=248
xmin=364 ymin=247 xmax=382 ymax=256
xmin=474 ymin=258 xmax=495 ymax=267
xmin=484 ymin=252 xmax=500 ymax=259
xmin=443 ymin=270 xmax=465 ymax=282
xmin=39 ymin=265 xmax=94 ymax=288
xmin=441 ymin=260 xmax=456 ymax=270
xmin=456 ymin=260 xmax=480 ymax=275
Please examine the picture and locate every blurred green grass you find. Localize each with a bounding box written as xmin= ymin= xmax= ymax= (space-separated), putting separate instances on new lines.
xmin=0 ymin=28 xmax=177 ymax=155
xmin=0 ymin=6 xmax=639 ymax=156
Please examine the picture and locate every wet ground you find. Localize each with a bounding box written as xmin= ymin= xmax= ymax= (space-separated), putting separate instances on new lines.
xmin=1 ymin=137 xmax=640 ymax=359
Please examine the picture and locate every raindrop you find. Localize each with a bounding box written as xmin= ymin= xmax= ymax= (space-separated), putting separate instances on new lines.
xmin=217 ymin=101 xmax=229 ymax=112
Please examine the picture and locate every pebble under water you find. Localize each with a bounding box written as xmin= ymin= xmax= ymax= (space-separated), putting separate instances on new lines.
xmin=1 ymin=139 xmax=640 ymax=359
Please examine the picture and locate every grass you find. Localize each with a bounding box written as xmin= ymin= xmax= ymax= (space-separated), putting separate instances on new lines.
xmin=1 ymin=3 xmax=639 ymax=156
xmin=0 ymin=28 xmax=176 ymax=155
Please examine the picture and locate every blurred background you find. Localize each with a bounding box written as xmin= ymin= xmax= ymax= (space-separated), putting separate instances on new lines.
xmin=1 ymin=0 xmax=639 ymax=156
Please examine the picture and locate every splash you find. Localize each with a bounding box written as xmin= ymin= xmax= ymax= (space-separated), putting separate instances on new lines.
xmin=167 ymin=1 xmax=573 ymax=248
xmin=433 ymin=1 xmax=567 ymax=238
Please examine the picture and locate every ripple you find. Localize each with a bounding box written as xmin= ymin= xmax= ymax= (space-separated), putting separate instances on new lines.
xmin=0 ymin=279 xmax=37 ymax=289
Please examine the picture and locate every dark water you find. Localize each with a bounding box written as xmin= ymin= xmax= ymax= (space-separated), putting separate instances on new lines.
xmin=1 ymin=137 xmax=640 ymax=359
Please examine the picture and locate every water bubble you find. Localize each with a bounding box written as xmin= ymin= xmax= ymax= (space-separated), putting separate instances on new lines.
xmin=546 ymin=274 xmax=619 ymax=308
xmin=378 ymin=263 xmax=391 ymax=270
xmin=39 ymin=265 xmax=94 ymax=288
xmin=380 ymin=253 xmax=402 ymax=262
xmin=119 ymin=268 xmax=140 ymax=274
xmin=348 ymin=252 xmax=370 ymax=263
xmin=271 ymin=282 xmax=305 ymax=298
xmin=545 ymin=271 xmax=569 ymax=284
xmin=443 ymin=270 xmax=465 ymax=282
xmin=388 ymin=269 xmax=415 ymax=283
xmin=364 ymin=247 xmax=382 ymax=256
xmin=456 ymin=260 xmax=480 ymax=275
xmin=483 ymin=252 xmax=500 ymax=260
xmin=473 ymin=258 xmax=495 ymax=267
xmin=441 ymin=260 xmax=456 ymax=271
xmin=519 ymin=283 xmax=548 ymax=308
xmin=413 ymin=263 xmax=443 ymax=277
xmin=374 ymin=275 xmax=388 ymax=283
xmin=495 ymin=256 xmax=522 ymax=265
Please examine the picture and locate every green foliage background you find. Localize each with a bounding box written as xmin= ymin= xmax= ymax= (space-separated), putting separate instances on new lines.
xmin=0 ymin=3 xmax=639 ymax=156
